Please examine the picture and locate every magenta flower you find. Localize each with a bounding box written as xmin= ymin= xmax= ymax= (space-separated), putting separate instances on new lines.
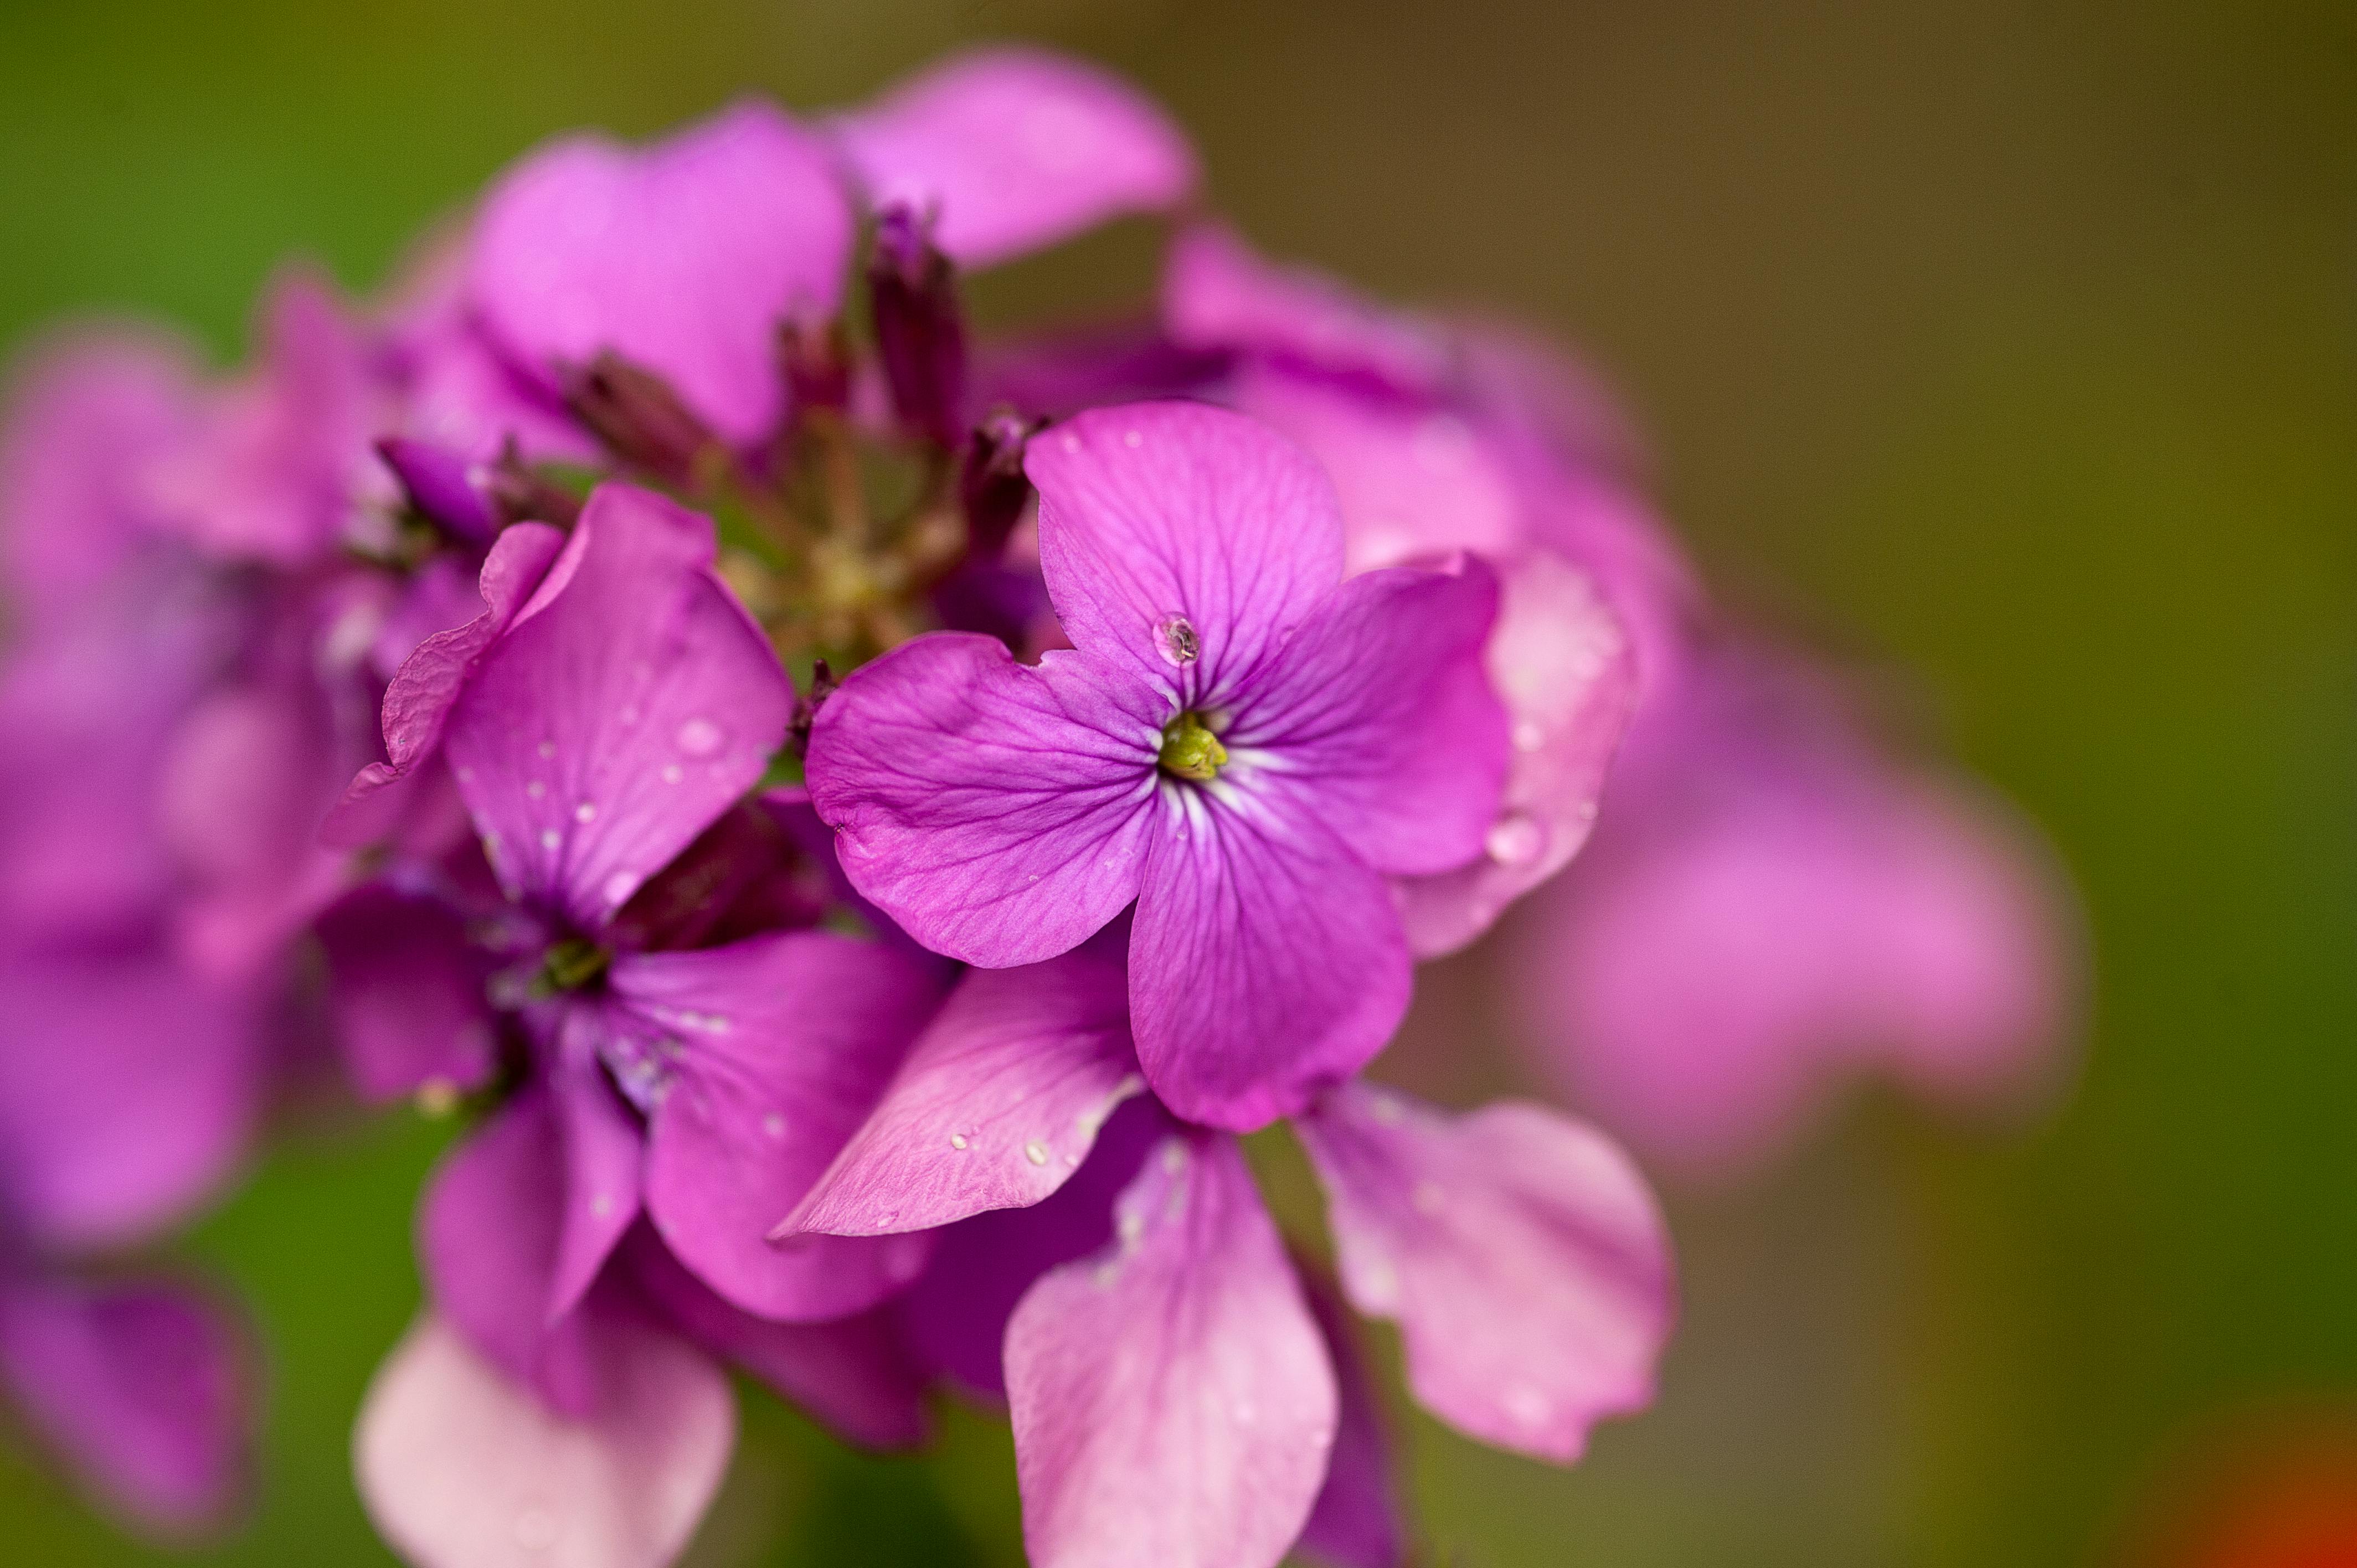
xmin=1515 ymin=648 xmax=2080 ymax=1176
xmin=806 ymin=400 xmax=1511 ymax=1130
xmin=785 ymin=943 xmax=1673 ymax=1568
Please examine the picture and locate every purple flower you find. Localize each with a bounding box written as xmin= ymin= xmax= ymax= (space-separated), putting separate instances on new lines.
xmin=806 ymin=400 xmax=1511 ymax=1131
xmin=784 ymin=943 xmax=1674 ymax=1568
xmin=1514 ymin=648 xmax=2081 ymax=1177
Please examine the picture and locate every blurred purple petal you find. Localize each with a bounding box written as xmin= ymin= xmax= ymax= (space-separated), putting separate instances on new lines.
xmin=0 ymin=1276 xmax=247 ymax=1535
xmin=1296 ymin=1084 xmax=1672 ymax=1464
xmin=1006 ymin=1129 xmax=1336 ymax=1568
xmin=0 ymin=946 xmax=263 ymax=1252
xmin=469 ymin=101 xmax=851 ymax=444
xmin=619 ymin=931 xmax=941 ymax=1321
xmin=316 ymin=884 xmax=496 ymax=1103
xmin=789 ymin=935 xmax=1140 ymax=1237
xmin=354 ymin=1309 xmax=733 ymax=1568
xmin=833 ymin=48 xmax=1197 ymax=270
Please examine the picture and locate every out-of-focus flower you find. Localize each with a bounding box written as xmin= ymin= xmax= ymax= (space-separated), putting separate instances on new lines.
xmin=784 ymin=937 xmax=1673 ymax=1568
xmin=1513 ymin=646 xmax=2080 ymax=1178
xmin=807 ymin=401 xmax=1511 ymax=1131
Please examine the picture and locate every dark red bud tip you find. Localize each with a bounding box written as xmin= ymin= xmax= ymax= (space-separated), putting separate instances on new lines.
xmin=868 ymin=202 xmax=969 ymax=446
xmin=483 ymin=437 xmax=585 ymax=529
xmin=375 ymin=436 xmax=497 ymax=543
xmin=959 ymin=409 xmax=1044 ymax=560
xmin=779 ymin=315 xmax=852 ymax=417
xmin=560 ymin=351 xmax=714 ymax=481
xmin=785 ymin=658 xmax=839 ymax=758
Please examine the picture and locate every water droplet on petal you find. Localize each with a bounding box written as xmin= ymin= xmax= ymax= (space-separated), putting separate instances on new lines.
xmin=1485 ymin=813 xmax=1544 ymax=867
xmin=1023 ymin=1140 xmax=1050 ymax=1167
xmin=1512 ymin=719 xmax=1546 ymax=752
xmin=1506 ymin=1385 xmax=1551 ymax=1427
xmin=949 ymin=1133 xmax=969 ymax=1151
xmin=538 ymin=829 xmax=561 ymax=851
xmin=1153 ymin=613 xmax=1201 ymax=667
xmin=574 ymin=801 xmax=597 ymax=823
xmin=1123 ymin=429 xmax=1143 ymax=448
xmin=660 ymin=764 xmax=683 ymax=784
xmin=761 ymin=1113 xmax=786 ymax=1140
xmin=536 ymin=740 xmax=556 ymax=761
xmin=524 ymin=780 xmax=545 ymax=800
xmin=589 ymin=1193 xmax=613 ymax=1219
xmin=1060 ymin=432 xmax=1080 ymax=453
xmin=676 ymin=717 xmax=723 ymax=756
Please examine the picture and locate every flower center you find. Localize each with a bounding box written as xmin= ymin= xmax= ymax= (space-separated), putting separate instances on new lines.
xmin=540 ymin=936 xmax=613 ymax=993
xmin=1157 ymin=710 xmax=1228 ymax=783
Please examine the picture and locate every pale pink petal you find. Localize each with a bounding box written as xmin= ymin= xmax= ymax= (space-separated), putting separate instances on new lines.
xmin=831 ymin=48 xmax=1197 ymax=269
xmin=1006 ymin=1130 xmax=1336 ymax=1568
xmin=1394 ymin=552 xmax=1637 ymax=956
xmin=1295 ymin=1084 xmax=1673 ymax=1464
xmin=354 ymin=1310 xmax=733 ymax=1568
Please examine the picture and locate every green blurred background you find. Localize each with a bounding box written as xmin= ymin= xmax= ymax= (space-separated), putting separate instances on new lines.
xmin=1 ymin=1 xmax=2350 ymax=1562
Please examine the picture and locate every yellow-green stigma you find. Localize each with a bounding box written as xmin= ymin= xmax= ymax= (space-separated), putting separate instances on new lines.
xmin=541 ymin=936 xmax=612 ymax=993
xmin=1157 ymin=710 xmax=1228 ymax=783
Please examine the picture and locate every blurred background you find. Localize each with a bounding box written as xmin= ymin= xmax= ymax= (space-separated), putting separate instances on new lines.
xmin=1 ymin=1 xmax=2349 ymax=1562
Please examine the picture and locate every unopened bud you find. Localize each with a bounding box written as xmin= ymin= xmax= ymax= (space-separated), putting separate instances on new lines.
xmin=785 ymin=658 xmax=838 ymax=759
xmin=376 ymin=436 xmax=496 ymax=543
xmin=868 ymin=202 xmax=969 ymax=446
xmin=959 ymin=409 xmax=1041 ymax=560
xmin=561 ymin=351 xmax=714 ymax=481
xmin=482 ymin=438 xmax=584 ymax=528
xmin=779 ymin=314 xmax=852 ymax=417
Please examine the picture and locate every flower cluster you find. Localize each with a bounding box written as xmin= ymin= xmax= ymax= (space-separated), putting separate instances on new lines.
xmin=0 ymin=44 xmax=2073 ymax=1568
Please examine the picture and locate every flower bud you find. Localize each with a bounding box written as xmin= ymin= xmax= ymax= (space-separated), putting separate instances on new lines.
xmin=560 ymin=350 xmax=715 ymax=482
xmin=778 ymin=314 xmax=852 ymax=419
xmin=480 ymin=437 xmax=584 ymax=528
xmin=959 ymin=409 xmax=1041 ymax=560
xmin=868 ymin=202 xmax=968 ymax=446
xmin=375 ymin=436 xmax=496 ymax=543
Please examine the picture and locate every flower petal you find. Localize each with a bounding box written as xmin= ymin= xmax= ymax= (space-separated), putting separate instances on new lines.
xmin=1236 ymin=560 xmax=1507 ymax=878
xmin=416 ymin=1082 xmax=629 ymax=1417
xmin=354 ymin=1309 xmax=734 ymax=1568
xmin=326 ymin=520 xmax=565 ymax=849
xmin=469 ymin=101 xmax=851 ymax=444
xmin=621 ymin=932 xmax=942 ymax=1321
xmin=1027 ymin=401 xmax=1345 ymax=710
xmin=831 ymin=48 xmax=1197 ymax=270
xmin=0 ymin=946 xmax=263 ymax=1252
xmin=892 ymin=1095 xmax=1166 ymax=1402
xmin=0 ymin=1276 xmax=247 ymax=1535
xmin=1163 ymin=225 xmax=1455 ymax=396
xmin=1006 ymin=1129 xmax=1336 ymax=1568
xmin=1394 ymin=552 xmax=1637 ymax=956
xmin=1294 ymin=1084 xmax=1674 ymax=1464
xmin=0 ymin=329 xmax=196 ymax=625
xmin=806 ymin=631 xmax=1159 ymax=967
xmin=622 ymin=1229 xmax=928 ymax=1450
xmin=316 ymin=884 xmax=497 ymax=1103
xmin=1294 ymin=1262 xmax=1408 ymax=1568
xmin=1130 ymin=801 xmax=1410 ymax=1131
xmin=444 ymin=483 xmax=792 ymax=929
xmin=789 ymin=933 xmax=1140 ymax=1236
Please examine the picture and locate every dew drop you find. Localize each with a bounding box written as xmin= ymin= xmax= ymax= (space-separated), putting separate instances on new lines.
xmin=1060 ymin=432 xmax=1080 ymax=453
xmin=1123 ymin=429 xmax=1143 ymax=448
xmin=1152 ymin=613 xmax=1200 ymax=668
xmin=761 ymin=1113 xmax=787 ymax=1140
xmin=660 ymin=764 xmax=683 ymax=785
xmin=949 ymin=1133 xmax=970 ymax=1151
xmin=1512 ymin=719 xmax=1546 ymax=752
xmin=589 ymin=1193 xmax=613 ymax=1219
xmin=1506 ymin=1385 xmax=1551 ymax=1427
xmin=619 ymin=704 xmax=640 ymax=726
xmin=574 ymin=801 xmax=597 ymax=823
xmin=1485 ymin=813 xmax=1544 ymax=867
xmin=536 ymin=740 xmax=556 ymax=761
xmin=1023 ymin=1140 xmax=1051 ymax=1167
xmin=524 ymin=780 xmax=545 ymax=800
xmin=538 ymin=829 xmax=561 ymax=851
xmin=675 ymin=716 xmax=723 ymax=757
